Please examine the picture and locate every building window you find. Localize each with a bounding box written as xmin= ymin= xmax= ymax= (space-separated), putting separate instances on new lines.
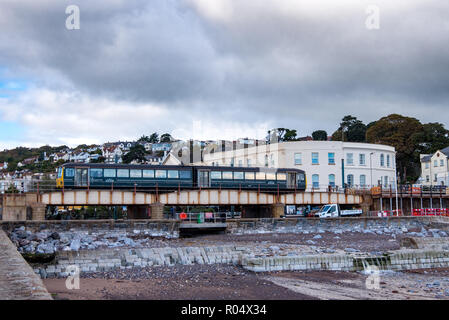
xmin=426 ymin=175 xmax=430 ymax=182
xmin=247 ymin=159 xmax=251 ymax=167
xmin=238 ymin=160 xmax=243 ymax=167
xmin=380 ymin=154 xmax=385 ymax=167
xmin=270 ymin=154 xmax=275 ymax=166
xmin=312 ymin=174 xmax=319 ymax=189
xmin=434 ymin=160 xmax=438 ymax=167
xmin=387 ymin=155 xmax=391 ymax=167
xmin=441 ymin=159 xmax=444 ymax=167
xmin=347 ymin=174 xmax=354 ymax=187
xmin=434 ymin=174 xmax=438 ymax=182
xmin=425 ymin=162 xmax=430 ymax=169
xmin=328 ymin=174 xmax=335 ymax=187
xmin=384 ymin=176 xmax=388 ymax=187
xmin=312 ymin=152 xmax=319 ymax=165
xmin=264 ymin=155 xmax=269 ymax=167
xmin=231 ymin=157 xmax=235 ymax=167
xmin=359 ymin=154 xmax=366 ymax=165
xmin=360 ymin=175 xmax=366 ymax=187
xmin=328 ymin=153 xmax=335 ymax=165
xmin=294 ymin=153 xmax=302 ymax=165
xmin=347 ymin=153 xmax=354 ymax=165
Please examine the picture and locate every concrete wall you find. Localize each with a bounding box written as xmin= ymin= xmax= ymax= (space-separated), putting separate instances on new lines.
xmin=0 ymin=230 xmax=52 ymax=299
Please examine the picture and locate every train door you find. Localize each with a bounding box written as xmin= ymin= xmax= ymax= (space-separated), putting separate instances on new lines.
xmin=198 ymin=170 xmax=211 ymax=188
xmin=287 ymin=172 xmax=296 ymax=188
xmin=75 ymin=167 xmax=89 ymax=187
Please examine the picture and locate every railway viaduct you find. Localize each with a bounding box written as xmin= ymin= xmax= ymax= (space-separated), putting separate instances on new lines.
xmin=1 ymin=189 xmax=365 ymax=220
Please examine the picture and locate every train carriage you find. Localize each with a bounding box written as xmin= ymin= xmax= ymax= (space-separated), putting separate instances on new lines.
xmin=56 ymin=163 xmax=306 ymax=192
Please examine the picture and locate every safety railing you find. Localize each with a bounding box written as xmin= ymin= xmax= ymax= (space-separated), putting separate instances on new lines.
xmin=366 ymin=210 xmax=403 ymax=217
xmin=411 ymin=208 xmax=449 ymax=217
xmin=176 ymin=211 xmax=227 ymax=224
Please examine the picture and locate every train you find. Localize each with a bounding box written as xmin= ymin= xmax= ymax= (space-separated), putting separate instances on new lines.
xmin=56 ymin=163 xmax=306 ymax=191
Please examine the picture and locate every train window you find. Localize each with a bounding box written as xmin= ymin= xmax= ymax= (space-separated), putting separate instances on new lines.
xmin=130 ymin=170 xmax=142 ymax=178
xmin=266 ymin=173 xmax=276 ymax=180
xmin=65 ymin=168 xmax=75 ymax=177
xmin=256 ymin=172 xmax=266 ymax=180
xmin=91 ymin=169 xmax=103 ymax=178
xmin=233 ymin=172 xmax=244 ymax=180
xmin=156 ymin=170 xmax=167 ymax=178
xmin=167 ymin=170 xmax=179 ymax=179
xmin=222 ymin=171 xmax=233 ymax=179
xmin=104 ymin=169 xmax=116 ymax=178
xmin=245 ymin=172 xmax=255 ymax=180
xmin=117 ymin=169 xmax=129 ymax=178
xmin=143 ymin=170 xmax=154 ymax=178
xmin=179 ymin=171 xmax=191 ymax=179
xmin=277 ymin=173 xmax=287 ymax=180
xmin=211 ymin=171 xmax=222 ymax=179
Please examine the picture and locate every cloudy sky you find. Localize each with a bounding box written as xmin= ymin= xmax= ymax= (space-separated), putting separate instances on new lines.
xmin=0 ymin=0 xmax=448 ymax=149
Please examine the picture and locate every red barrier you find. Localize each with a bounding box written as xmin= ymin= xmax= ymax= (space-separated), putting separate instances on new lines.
xmin=412 ymin=208 xmax=449 ymax=216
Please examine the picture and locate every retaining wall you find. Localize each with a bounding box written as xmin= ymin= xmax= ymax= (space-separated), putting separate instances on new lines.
xmin=241 ymin=249 xmax=449 ymax=272
xmin=0 ymin=230 xmax=52 ymax=300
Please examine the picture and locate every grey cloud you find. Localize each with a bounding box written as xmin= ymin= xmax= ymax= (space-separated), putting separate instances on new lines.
xmin=0 ymin=0 xmax=448 ymax=143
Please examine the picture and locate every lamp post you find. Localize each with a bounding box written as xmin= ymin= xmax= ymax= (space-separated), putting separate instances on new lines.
xmin=369 ymin=152 xmax=374 ymax=188
xmin=393 ymin=153 xmax=399 ymax=213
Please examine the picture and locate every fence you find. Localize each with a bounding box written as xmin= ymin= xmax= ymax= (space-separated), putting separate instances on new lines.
xmin=176 ymin=211 xmax=227 ymax=224
xmin=371 ymin=185 xmax=449 ymax=196
xmin=366 ymin=209 xmax=403 ymax=217
xmin=412 ymin=208 xmax=449 ymax=217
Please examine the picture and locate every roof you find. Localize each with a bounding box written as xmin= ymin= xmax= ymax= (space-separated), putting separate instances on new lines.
xmin=442 ymin=146 xmax=449 ymax=156
xmin=421 ymin=147 xmax=449 ymax=162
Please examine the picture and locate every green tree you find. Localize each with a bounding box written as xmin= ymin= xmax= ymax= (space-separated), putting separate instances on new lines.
xmin=312 ymin=130 xmax=328 ymax=141
xmin=267 ymin=128 xmax=298 ymax=142
xmin=137 ymin=135 xmax=151 ymax=143
xmin=332 ymin=115 xmax=367 ymax=142
xmin=160 ymin=133 xmax=173 ymax=143
xmin=122 ymin=144 xmax=147 ymax=164
xmin=149 ymin=132 xmax=159 ymax=143
xmin=366 ymin=114 xmax=423 ymax=182
xmin=411 ymin=122 xmax=449 ymax=155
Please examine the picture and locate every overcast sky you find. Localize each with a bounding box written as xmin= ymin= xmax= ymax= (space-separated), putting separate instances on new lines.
xmin=0 ymin=0 xmax=448 ymax=149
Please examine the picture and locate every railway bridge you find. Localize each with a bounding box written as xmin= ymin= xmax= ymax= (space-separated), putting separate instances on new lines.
xmin=1 ymin=189 xmax=365 ymax=220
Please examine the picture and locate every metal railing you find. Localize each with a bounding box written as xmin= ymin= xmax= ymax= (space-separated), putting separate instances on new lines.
xmin=176 ymin=211 xmax=227 ymax=224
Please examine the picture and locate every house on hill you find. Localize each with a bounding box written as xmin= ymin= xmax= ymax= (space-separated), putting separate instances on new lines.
xmin=419 ymin=147 xmax=449 ymax=186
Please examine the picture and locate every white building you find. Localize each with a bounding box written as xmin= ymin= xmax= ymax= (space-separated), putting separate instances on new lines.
xmin=419 ymin=147 xmax=449 ymax=186
xmin=102 ymin=146 xmax=123 ymax=164
xmin=195 ymin=141 xmax=397 ymax=191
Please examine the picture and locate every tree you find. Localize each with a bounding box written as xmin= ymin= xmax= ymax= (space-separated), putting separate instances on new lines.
xmin=331 ymin=115 xmax=367 ymax=142
xmin=149 ymin=132 xmax=159 ymax=143
xmin=366 ymin=114 xmax=423 ymax=182
xmin=411 ymin=122 xmax=449 ymax=155
xmin=122 ymin=144 xmax=147 ymax=164
xmin=267 ymin=128 xmax=298 ymax=142
xmin=312 ymin=130 xmax=328 ymax=141
xmin=137 ymin=135 xmax=151 ymax=143
xmin=160 ymin=133 xmax=173 ymax=143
